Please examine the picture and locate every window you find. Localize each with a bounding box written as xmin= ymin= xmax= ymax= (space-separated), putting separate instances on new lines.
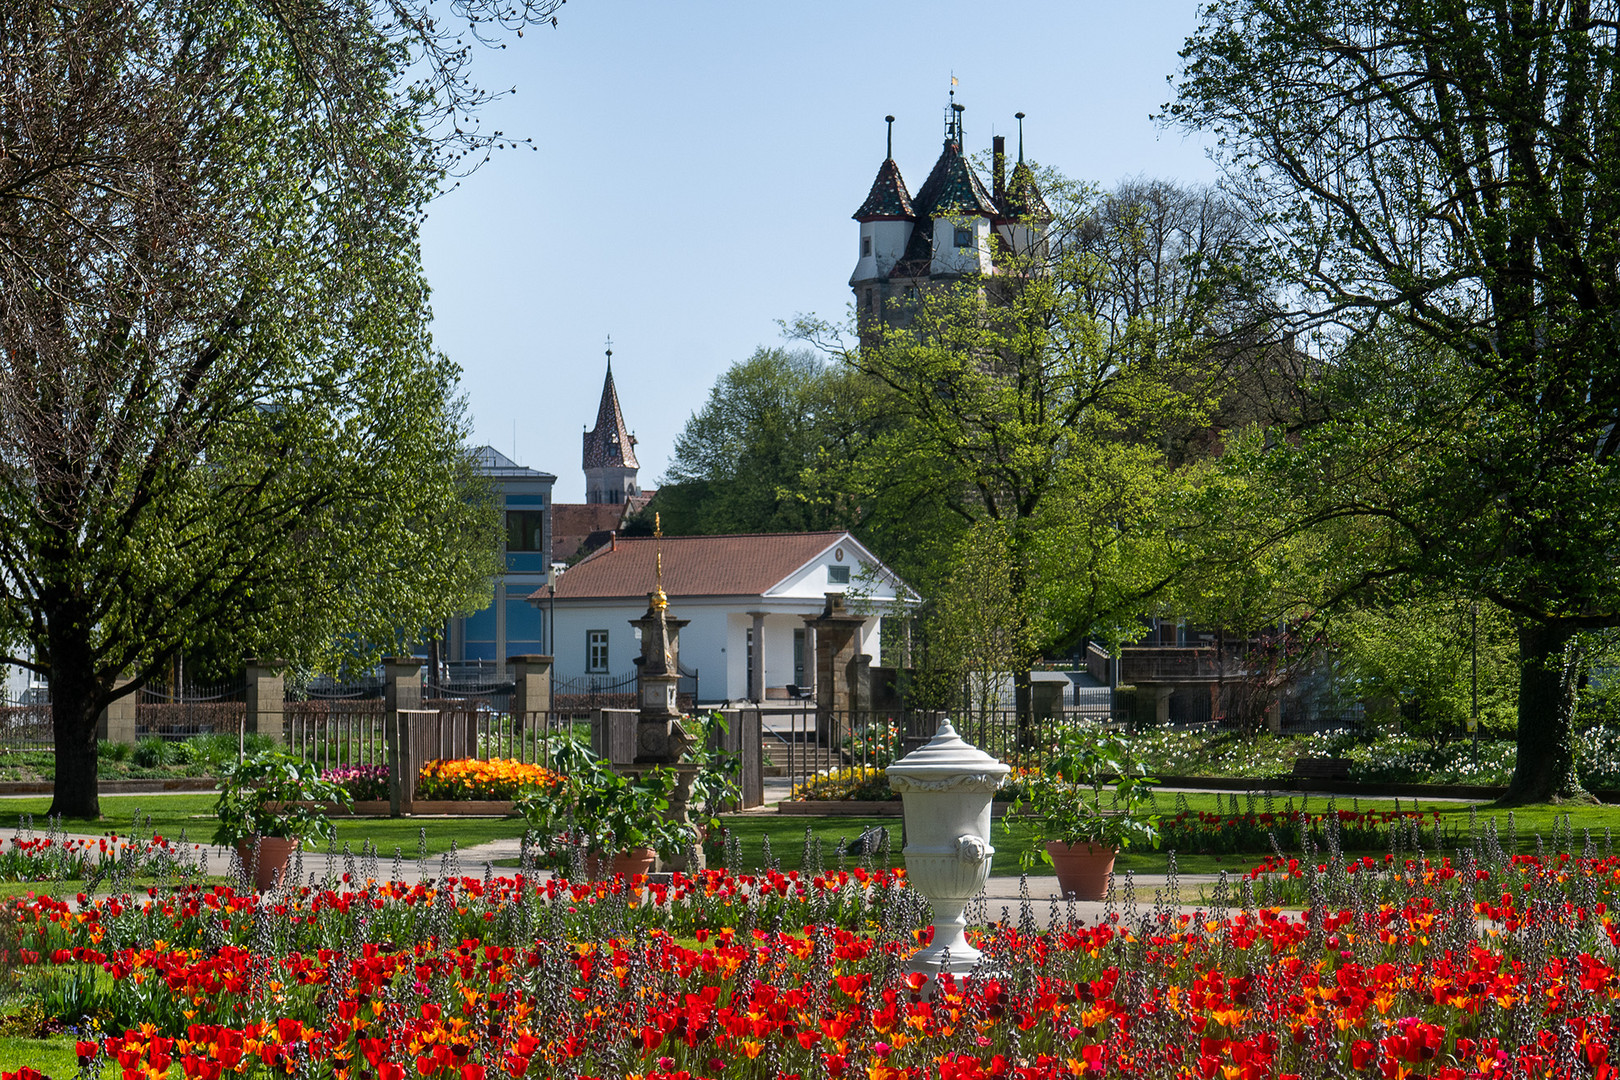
xmin=827 ymin=565 xmax=850 ymax=585
xmin=861 ymin=235 xmax=872 ymax=256
xmin=954 ymin=226 xmax=973 ymax=248
xmin=793 ymin=628 xmax=806 ymax=686
xmin=586 ymin=630 xmax=609 ymax=673
xmin=865 ymin=289 xmax=875 ymax=313
xmin=506 ymin=510 xmax=545 ymax=552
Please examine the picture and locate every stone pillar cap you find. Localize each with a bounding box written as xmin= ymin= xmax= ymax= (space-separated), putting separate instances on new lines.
xmin=886 ymin=719 xmax=1010 ymax=791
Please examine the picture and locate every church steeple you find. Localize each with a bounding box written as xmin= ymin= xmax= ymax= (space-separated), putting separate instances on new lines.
xmin=583 ymin=342 xmax=639 ymax=505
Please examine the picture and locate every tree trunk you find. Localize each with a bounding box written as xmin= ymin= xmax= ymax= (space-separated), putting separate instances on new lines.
xmin=44 ymin=615 xmax=104 ymax=820
xmin=1497 ymin=619 xmax=1593 ymax=806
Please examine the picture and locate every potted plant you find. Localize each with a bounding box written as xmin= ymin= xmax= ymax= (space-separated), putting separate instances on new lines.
xmin=1007 ymin=727 xmax=1159 ymax=900
xmin=515 ymin=734 xmax=693 ymax=879
xmin=213 ymin=750 xmax=353 ymax=890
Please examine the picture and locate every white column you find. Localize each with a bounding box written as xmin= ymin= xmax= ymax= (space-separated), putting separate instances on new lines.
xmin=749 ymin=611 xmax=767 ymax=702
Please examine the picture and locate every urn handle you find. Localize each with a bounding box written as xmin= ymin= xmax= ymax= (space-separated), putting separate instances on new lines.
xmin=955 ymin=834 xmax=989 ymax=864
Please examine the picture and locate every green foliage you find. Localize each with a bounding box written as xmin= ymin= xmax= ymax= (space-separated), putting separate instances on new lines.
xmin=1333 ymin=597 xmax=1519 ymax=739
xmin=130 ymin=737 xmax=171 ymax=769
xmin=1173 ymin=2 xmax=1620 ymax=803
xmin=513 ymin=734 xmax=693 ymax=864
xmin=211 ymin=751 xmax=351 ymax=846
xmin=0 ymin=0 xmax=504 ymax=818
xmin=652 ymin=348 xmax=875 ymax=537
xmin=794 ymin=177 xmax=1273 ymax=660
xmin=1007 ymin=727 xmax=1160 ymax=863
xmin=97 ymin=742 xmax=132 ymax=764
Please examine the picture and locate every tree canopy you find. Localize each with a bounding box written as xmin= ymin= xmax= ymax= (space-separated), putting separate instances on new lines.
xmin=1173 ymin=0 xmax=1620 ymax=803
xmin=0 ymin=0 xmax=563 ymax=817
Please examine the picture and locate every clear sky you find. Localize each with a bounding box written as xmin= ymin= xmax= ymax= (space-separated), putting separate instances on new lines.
xmin=419 ymin=1 xmax=1224 ymax=503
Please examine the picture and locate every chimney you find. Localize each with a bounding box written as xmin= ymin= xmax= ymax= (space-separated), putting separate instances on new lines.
xmin=610 ymin=530 xmax=617 ymax=552
xmin=992 ymin=135 xmax=1006 ymax=205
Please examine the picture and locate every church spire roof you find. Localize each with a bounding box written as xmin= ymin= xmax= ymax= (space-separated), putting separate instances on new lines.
xmin=583 ymin=346 xmax=638 ymax=471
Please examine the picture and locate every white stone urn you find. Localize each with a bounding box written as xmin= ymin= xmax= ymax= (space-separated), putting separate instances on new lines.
xmin=886 ymin=719 xmax=1010 ymax=974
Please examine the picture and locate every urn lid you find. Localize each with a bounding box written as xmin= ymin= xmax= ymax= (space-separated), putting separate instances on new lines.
xmin=886 ymin=719 xmax=1010 ymax=790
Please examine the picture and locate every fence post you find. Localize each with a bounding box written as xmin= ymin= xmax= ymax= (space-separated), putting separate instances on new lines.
xmin=509 ymin=655 xmax=553 ymax=728
xmin=243 ymin=660 xmax=286 ymax=747
xmin=95 ymin=675 xmax=138 ymax=746
xmin=384 ymin=657 xmax=423 ymax=816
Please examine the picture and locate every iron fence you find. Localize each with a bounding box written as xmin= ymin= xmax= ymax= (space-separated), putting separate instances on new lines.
xmin=136 ymin=679 xmax=246 ymax=739
xmin=553 ymin=672 xmax=637 ymax=712
xmin=0 ymin=702 xmax=51 ymax=752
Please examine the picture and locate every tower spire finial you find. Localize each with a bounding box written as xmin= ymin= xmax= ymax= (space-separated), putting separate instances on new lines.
xmin=604 ymin=333 xmax=613 ymax=373
xmin=885 ymin=114 xmax=895 ymax=159
xmin=1015 ymin=112 xmax=1026 ymax=162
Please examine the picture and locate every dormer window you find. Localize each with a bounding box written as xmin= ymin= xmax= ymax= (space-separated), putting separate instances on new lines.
xmin=862 ymin=235 xmax=872 ymax=257
xmin=953 ymin=226 xmax=973 ymax=248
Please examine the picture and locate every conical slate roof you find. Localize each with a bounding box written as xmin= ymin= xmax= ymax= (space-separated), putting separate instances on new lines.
xmin=1001 ymin=159 xmax=1050 ymax=221
xmin=912 ymin=141 xmax=999 ymax=219
xmin=853 ymin=158 xmax=916 ymax=221
xmin=583 ymin=363 xmax=637 ymax=470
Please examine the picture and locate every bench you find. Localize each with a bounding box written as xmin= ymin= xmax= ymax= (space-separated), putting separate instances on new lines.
xmin=785 ymin=683 xmax=814 ymax=702
xmin=1290 ymin=756 xmax=1353 ymax=782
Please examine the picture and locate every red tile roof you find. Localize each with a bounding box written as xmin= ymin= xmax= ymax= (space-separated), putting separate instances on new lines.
xmin=543 ymin=531 xmax=850 ymax=600
xmin=551 ymin=503 xmax=626 ymax=564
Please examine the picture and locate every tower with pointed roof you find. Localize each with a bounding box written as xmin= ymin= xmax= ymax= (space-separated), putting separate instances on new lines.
xmin=583 ymin=346 xmax=640 ymax=506
xmin=850 ymin=97 xmax=1049 ymax=337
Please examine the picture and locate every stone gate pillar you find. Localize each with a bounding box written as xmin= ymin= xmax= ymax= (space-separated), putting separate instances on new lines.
xmin=96 ymin=675 xmax=139 ymax=746
xmin=804 ymin=593 xmax=869 ymax=744
xmin=509 ymin=655 xmax=553 ymax=726
xmin=384 ymin=656 xmax=423 ymax=817
xmin=243 ymin=660 xmax=286 ymax=745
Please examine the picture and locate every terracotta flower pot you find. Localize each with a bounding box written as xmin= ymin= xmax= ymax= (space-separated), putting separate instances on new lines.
xmin=1045 ymin=840 xmax=1117 ymax=901
xmin=582 ymin=846 xmax=657 ymax=882
xmin=235 ymin=836 xmax=302 ymax=892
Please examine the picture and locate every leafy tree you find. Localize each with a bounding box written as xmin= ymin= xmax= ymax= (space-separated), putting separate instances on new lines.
xmin=0 ymin=0 xmax=563 ymax=818
xmin=797 ymin=176 xmax=1276 ymax=679
xmin=651 ymin=347 xmax=878 ymax=536
xmin=1173 ymin=0 xmax=1620 ymax=802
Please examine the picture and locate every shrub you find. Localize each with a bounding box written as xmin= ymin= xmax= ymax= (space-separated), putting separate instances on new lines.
xmin=98 ymin=741 xmax=132 ymax=762
xmin=131 ymin=736 xmax=171 ymax=768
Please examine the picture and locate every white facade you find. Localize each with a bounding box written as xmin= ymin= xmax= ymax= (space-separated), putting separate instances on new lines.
xmin=930 ymin=214 xmax=992 ymax=276
xmin=543 ymin=534 xmax=914 ymax=705
xmin=852 ymin=219 xmax=914 ymax=284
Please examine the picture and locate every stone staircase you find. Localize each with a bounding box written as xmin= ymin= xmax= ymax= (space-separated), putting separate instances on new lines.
xmin=762 ymin=734 xmax=846 ymax=780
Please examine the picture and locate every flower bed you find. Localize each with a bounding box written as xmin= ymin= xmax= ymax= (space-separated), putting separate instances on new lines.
xmin=415 ymin=757 xmax=562 ymax=801
xmin=1156 ymin=803 xmax=1447 ymax=855
xmin=319 ymin=764 xmax=389 ymax=801
xmin=0 ymin=808 xmax=1618 ymax=1080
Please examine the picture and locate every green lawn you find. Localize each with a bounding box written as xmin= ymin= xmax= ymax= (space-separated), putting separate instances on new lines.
xmin=0 ymin=1033 xmax=111 ymax=1078
xmin=0 ymin=794 xmax=530 ymax=859
xmin=0 ymin=789 xmax=1610 ymax=882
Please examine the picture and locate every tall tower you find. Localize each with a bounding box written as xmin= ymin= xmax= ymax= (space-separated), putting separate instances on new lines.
xmin=850 ymin=97 xmax=1047 ymax=339
xmin=583 ymin=345 xmax=639 ymax=505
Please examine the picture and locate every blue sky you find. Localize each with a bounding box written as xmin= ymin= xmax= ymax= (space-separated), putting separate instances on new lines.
xmin=419 ymin=1 xmax=1223 ymax=502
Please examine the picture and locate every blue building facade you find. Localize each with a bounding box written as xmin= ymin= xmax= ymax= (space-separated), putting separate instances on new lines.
xmin=447 ymin=447 xmax=557 ymax=671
